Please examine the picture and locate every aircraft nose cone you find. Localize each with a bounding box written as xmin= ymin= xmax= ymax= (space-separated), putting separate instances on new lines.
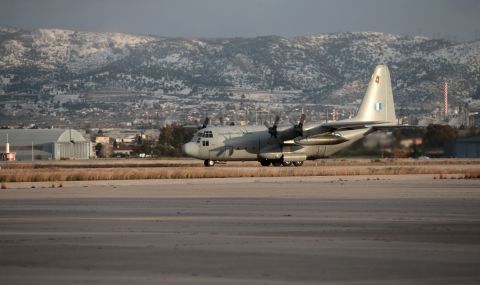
xmin=182 ymin=142 xmax=199 ymax=158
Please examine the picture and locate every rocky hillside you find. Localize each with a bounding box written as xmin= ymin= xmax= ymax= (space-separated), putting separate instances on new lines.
xmin=1 ymin=26 xmax=479 ymax=107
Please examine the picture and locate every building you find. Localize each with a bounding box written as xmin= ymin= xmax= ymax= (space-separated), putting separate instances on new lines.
xmin=445 ymin=136 xmax=480 ymax=158
xmin=0 ymin=152 xmax=16 ymax=161
xmin=95 ymin=136 xmax=111 ymax=144
xmin=0 ymin=138 xmax=16 ymax=161
xmin=0 ymin=129 xmax=95 ymax=160
xmin=112 ymin=145 xmax=135 ymax=157
xmin=99 ymin=129 xmax=160 ymax=145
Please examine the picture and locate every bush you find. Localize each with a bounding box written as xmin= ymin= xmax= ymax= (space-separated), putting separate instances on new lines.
xmin=422 ymin=124 xmax=457 ymax=149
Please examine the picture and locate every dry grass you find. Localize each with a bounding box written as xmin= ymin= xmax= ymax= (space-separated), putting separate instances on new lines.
xmin=2 ymin=158 xmax=480 ymax=170
xmin=1 ymin=164 xmax=480 ymax=182
xmin=0 ymin=161 xmax=199 ymax=169
xmin=433 ymin=173 xmax=480 ymax=180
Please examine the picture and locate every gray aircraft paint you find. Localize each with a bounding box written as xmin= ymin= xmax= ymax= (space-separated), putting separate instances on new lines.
xmin=183 ymin=65 xmax=398 ymax=166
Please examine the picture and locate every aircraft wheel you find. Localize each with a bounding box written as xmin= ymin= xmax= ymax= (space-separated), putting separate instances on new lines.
xmin=260 ymin=160 xmax=271 ymax=167
xmin=204 ymin=159 xmax=215 ymax=167
xmin=282 ymin=161 xmax=292 ymax=167
xmin=293 ymin=161 xmax=304 ymax=167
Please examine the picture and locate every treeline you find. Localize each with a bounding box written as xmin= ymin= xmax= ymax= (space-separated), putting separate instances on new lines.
xmin=335 ymin=124 xmax=480 ymax=158
xmin=135 ymin=124 xmax=196 ymax=157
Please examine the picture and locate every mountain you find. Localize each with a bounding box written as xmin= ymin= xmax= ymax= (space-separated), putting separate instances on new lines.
xmin=1 ymin=26 xmax=479 ymax=108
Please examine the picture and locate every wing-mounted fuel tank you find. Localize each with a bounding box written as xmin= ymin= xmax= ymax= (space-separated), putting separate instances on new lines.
xmin=294 ymin=133 xmax=349 ymax=146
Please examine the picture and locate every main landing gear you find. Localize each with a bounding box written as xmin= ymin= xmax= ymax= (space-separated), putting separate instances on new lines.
xmin=260 ymin=160 xmax=271 ymax=167
xmin=204 ymin=159 xmax=304 ymax=167
xmin=259 ymin=159 xmax=303 ymax=167
xmin=292 ymin=161 xmax=304 ymax=167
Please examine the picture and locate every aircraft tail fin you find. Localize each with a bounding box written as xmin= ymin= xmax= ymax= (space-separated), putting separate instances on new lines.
xmin=354 ymin=65 xmax=397 ymax=124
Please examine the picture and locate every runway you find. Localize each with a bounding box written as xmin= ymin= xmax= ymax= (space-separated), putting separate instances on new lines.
xmin=1 ymin=175 xmax=480 ymax=284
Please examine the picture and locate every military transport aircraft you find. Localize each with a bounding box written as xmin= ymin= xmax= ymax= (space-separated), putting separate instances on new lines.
xmin=182 ymin=65 xmax=399 ymax=167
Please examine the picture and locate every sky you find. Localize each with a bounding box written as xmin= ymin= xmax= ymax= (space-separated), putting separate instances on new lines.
xmin=1 ymin=0 xmax=479 ymax=41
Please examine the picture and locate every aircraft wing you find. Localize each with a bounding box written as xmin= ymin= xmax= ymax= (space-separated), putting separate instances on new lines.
xmin=303 ymin=120 xmax=390 ymax=136
xmin=366 ymin=124 xmax=423 ymax=133
xmin=322 ymin=120 xmax=389 ymax=130
xmin=291 ymin=121 xmax=413 ymax=146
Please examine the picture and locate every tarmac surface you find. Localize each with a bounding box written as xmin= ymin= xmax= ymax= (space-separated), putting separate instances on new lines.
xmin=1 ymin=175 xmax=480 ymax=284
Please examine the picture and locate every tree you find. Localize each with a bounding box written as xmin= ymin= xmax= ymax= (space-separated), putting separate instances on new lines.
xmin=422 ymin=124 xmax=457 ymax=150
xmin=134 ymin=140 xmax=154 ymax=156
xmin=473 ymin=85 xmax=480 ymax=100
xmin=95 ymin=143 xmax=112 ymax=158
xmin=158 ymin=124 xmax=196 ymax=157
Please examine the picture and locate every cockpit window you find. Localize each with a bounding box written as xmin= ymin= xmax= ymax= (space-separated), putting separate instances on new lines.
xmin=191 ymin=132 xmax=202 ymax=142
xmin=192 ymin=132 xmax=203 ymax=142
xmin=202 ymin=131 xmax=213 ymax=138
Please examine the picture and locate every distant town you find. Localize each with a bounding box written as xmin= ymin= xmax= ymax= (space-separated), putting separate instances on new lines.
xmin=1 ymin=85 xmax=479 ymax=130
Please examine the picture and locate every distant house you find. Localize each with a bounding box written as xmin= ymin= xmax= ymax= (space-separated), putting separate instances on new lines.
xmin=101 ymin=130 xmax=138 ymax=145
xmin=445 ymin=136 xmax=480 ymax=158
xmin=0 ymin=152 xmax=16 ymax=161
xmin=95 ymin=136 xmax=111 ymax=144
xmin=100 ymin=129 xmax=160 ymax=145
xmin=112 ymin=145 xmax=135 ymax=157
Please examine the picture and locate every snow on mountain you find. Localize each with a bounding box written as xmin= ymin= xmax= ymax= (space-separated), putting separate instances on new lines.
xmin=0 ymin=27 xmax=479 ymax=107
xmin=0 ymin=27 xmax=156 ymax=72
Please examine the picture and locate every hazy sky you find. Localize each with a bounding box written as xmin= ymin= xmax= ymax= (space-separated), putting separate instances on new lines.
xmin=1 ymin=0 xmax=479 ymax=41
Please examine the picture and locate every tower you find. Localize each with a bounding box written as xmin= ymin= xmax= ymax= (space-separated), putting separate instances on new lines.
xmin=444 ymin=81 xmax=449 ymax=119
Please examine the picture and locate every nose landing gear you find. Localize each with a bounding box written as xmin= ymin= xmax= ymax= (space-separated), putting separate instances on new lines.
xmin=204 ymin=159 xmax=215 ymax=167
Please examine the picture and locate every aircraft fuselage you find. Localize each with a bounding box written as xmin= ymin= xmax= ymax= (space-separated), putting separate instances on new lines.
xmin=182 ymin=125 xmax=368 ymax=163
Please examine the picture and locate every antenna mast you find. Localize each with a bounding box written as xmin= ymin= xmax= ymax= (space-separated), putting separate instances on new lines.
xmin=444 ymin=81 xmax=449 ymax=120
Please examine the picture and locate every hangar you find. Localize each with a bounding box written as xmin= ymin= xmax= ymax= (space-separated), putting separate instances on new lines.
xmin=0 ymin=129 xmax=94 ymax=160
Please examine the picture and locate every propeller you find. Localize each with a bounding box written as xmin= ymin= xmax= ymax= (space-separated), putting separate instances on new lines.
xmin=200 ymin=117 xmax=210 ymax=129
xmin=294 ymin=114 xmax=306 ymax=137
xmin=265 ymin=115 xmax=280 ymax=138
